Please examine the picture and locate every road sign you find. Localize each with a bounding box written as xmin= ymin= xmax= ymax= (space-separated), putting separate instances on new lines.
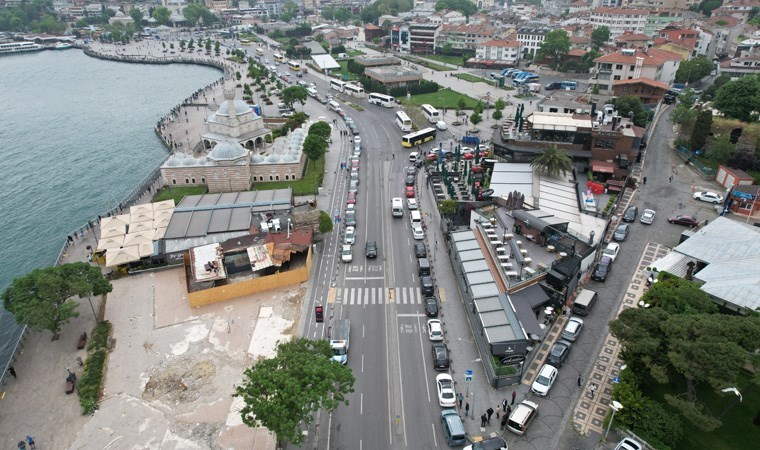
xmin=465 ymin=370 xmax=473 ymax=382
xmin=612 ymin=377 xmax=620 ymax=384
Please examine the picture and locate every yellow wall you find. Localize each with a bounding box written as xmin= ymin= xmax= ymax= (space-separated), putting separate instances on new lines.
xmin=188 ymin=247 xmax=312 ymax=307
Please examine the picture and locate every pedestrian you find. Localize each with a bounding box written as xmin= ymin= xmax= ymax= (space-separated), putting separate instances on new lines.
xmin=392 ymin=153 xmax=395 ymax=160
xmin=486 ymin=407 xmax=494 ymax=423
xmin=501 ymin=398 xmax=507 ymax=412
xmin=643 ymin=176 xmax=647 ymax=185
xmin=500 ymin=415 xmax=508 ymax=429
xmin=506 ymin=404 xmax=512 ymax=417
xmin=577 ymin=374 xmax=582 ymax=387
xmin=25 ymin=436 xmax=36 ymax=450
xmin=17 ymin=441 xmax=26 ymax=450
xmin=511 ymin=390 xmax=516 ymax=405
xmin=8 ymin=366 xmax=17 ymax=379
xmin=480 ymin=413 xmax=487 ymax=427
xmin=457 ymin=392 xmax=463 ymax=408
xmin=669 ymin=175 xmax=673 ymax=184
xmin=465 ymin=402 xmax=470 ymax=417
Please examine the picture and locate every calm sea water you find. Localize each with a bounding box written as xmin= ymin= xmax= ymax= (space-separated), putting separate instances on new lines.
xmin=0 ymin=49 xmax=221 ymax=367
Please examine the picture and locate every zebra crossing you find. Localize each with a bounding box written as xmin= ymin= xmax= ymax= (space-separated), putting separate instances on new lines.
xmin=337 ymin=287 xmax=424 ymax=305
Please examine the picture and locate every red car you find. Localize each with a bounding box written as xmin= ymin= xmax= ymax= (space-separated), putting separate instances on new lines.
xmin=405 ymin=186 xmax=415 ymax=198
xmin=667 ymin=215 xmax=699 ymax=227
xmin=351 ymin=159 xmax=360 ymax=169
xmin=471 ymin=165 xmax=485 ymax=173
xmin=347 ymin=192 xmax=356 ymax=204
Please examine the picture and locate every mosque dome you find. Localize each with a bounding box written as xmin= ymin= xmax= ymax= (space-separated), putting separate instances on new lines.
xmin=165 ymin=156 xmax=181 ymax=167
xmin=216 ymin=99 xmax=252 ymax=117
xmin=266 ymin=154 xmax=281 ymax=163
xmin=182 ymin=157 xmax=197 ymax=166
xmin=197 ymin=157 xmax=208 ymax=165
xmin=251 ymin=154 xmax=265 ymax=164
xmin=281 ymin=153 xmax=296 ymax=163
xmin=208 ymin=141 xmax=248 ymax=161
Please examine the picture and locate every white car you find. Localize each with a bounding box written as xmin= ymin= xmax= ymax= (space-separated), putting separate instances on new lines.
xmin=344 ymin=226 xmax=356 ymax=245
xmin=640 ymin=209 xmax=656 ymax=225
xmin=693 ymin=191 xmax=723 ymax=204
xmin=614 ymin=438 xmax=643 ymax=450
xmin=602 ymin=242 xmax=620 ymax=262
xmin=340 ymin=244 xmax=352 ymax=263
xmin=346 ymin=203 xmax=355 ymax=214
xmin=530 ymin=363 xmax=558 ymax=397
xmin=436 ymin=120 xmax=447 ymax=131
xmin=353 ymin=136 xmax=362 ymax=147
xmin=407 ymin=198 xmax=418 ymax=210
xmin=436 ymin=373 xmax=457 ymax=407
xmin=428 ymin=319 xmax=443 ymax=341
xmin=412 ymin=225 xmax=425 ymax=240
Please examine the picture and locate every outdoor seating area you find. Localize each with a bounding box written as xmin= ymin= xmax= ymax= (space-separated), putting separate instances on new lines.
xmin=427 ymin=142 xmax=490 ymax=202
xmin=97 ymin=200 xmax=175 ymax=267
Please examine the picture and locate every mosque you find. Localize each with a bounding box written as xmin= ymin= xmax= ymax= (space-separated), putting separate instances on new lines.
xmin=160 ymin=84 xmax=307 ymax=193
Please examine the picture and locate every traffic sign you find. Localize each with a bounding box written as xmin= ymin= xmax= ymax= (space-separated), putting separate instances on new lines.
xmin=612 ymin=377 xmax=620 ymax=384
xmin=465 ymin=370 xmax=473 ymax=382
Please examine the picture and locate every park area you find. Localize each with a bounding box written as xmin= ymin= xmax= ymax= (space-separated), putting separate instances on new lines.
xmin=400 ymin=88 xmax=480 ymax=110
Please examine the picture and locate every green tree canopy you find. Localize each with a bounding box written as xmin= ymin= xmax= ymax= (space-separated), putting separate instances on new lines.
xmin=494 ymin=98 xmax=506 ymax=111
xmin=590 ymin=26 xmax=609 ymax=49
xmin=530 ymin=144 xmax=572 ymax=178
xmin=698 ymin=0 xmax=723 ymax=16
xmin=536 ymin=29 xmax=570 ymax=69
xmin=434 ymin=0 xmax=477 ymax=16
xmin=318 ymin=211 xmax=334 ymax=233
xmin=469 ymin=112 xmax=482 ymax=126
xmin=675 ymin=56 xmax=714 ymax=84
xmin=2 ymin=262 xmax=113 ymax=340
xmin=183 ymin=2 xmax=217 ymax=26
xmin=689 ymin=109 xmax=713 ymax=151
xmin=614 ymin=96 xmax=647 ymax=127
xmin=438 ymin=199 xmax=458 ymax=216
xmin=281 ymin=86 xmax=308 ymax=110
xmin=303 ymin=134 xmax=328 ymax=161
xmin=713 ymin=75 xmax=760 ymax=122
xmin=151 ymin=6 xmax=171 ymax=25
xmin=280 ymin=0 xmax=298 ymax=22
xmin=492 ymin=109 xmax=503 ymax=121
xmin=129 ymin=8 xmax=143 ymax=27
xmin=234 ymin=337 xmax=355 ymax=446
xmin=308 ymin=121 xmax=332 ymax=141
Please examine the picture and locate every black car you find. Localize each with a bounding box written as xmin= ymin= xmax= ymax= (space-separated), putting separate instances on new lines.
xmin=365 ymin=240 xmax=377 ymax=258
xmin=431 ymin=343 xmax=449 ymax=370
xmin=406 ymin=166 xmax=417 ymax=176
xmin=592 ymin=256 xmax=613 ymax=282
xmin=613 ymin=223 xmax=630 ymax=242
xmin=415 ymin=243 xmax=427 ymax=258
xmin=547 ymin=339 xmax=572 ymax=367
xmin=405 ymin=175 xmax=416 ymax=186
xmin=420 ymin=275 xmax=435 ymax=296
xmin=424 ymin=296 xmax=439 ymax=317
xmin=622 ymin=205 xmax=638 ymax=222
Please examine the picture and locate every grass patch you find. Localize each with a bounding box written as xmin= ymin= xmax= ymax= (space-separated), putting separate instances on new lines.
xmin=398 ymin=88 xmax=480 ymax=110
xmin=335 ymin=60 xmax=360 ymax=81
xmin=349 ymin=103 xmax=364 ymax=111
xmin=454 ymin=73 xmax=493 ymax=84
xmin=152 ymin=185 xmax=208 ymax=205
xmin=346 ymin=49 xmax=364 ymax=57
xmin=424 ymin=54 xmax=465 ymax=66
xmin=253 ymin=154 xmax=325 ymax=195
xmin=78 ymin=320 xmax=112 ymax=415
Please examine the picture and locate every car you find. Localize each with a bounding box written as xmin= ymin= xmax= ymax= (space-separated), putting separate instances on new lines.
xmin=351 ymin=159 xmax=360 ymax=169
xmin=614 ymin=438 xmax=643 ymax=450
xmin=344 ymin=226 xmax=356 ymax=245
xmin=346 ymin=192 xmax=356 ymax=204
xmin=431 ymin=343 xmax=450 ymax=370
xmin=592 ymin=255 xmax=613 ymax=281
xmin=424 ymin=295 xmax=439 ymax=317
xmin=406 ymin=166 xmax=417 ymax=176
xmin=602 ymin=242 xmax=620 ymax=262
xmin=420 ymin=275 xmax=435 ymax=296
xmin=340 ymin=244 xmax=352 ymax=263
xmin=353 ymin=136 xmax=362 ymax=147
xmin=613 ymin=223 xmax=630 ymax=242
xmin=308 ymin=82 xmax=316 ymax=89
xmin=407 ymin=198 xmax=418 ymax=210
xmin=281 ymin=111 xmax=294 ymax=117
xmin=668 ymin=214 xmax=699 ymax=227
xmin=463 ymin=436 xmax=508 ymax=450
xmin=531 ymin=363 xmax=558 ymax=396
xmin=640 ymin=209 xmax=656 ymax=225
xmin=622 ymin=205 xmax=638 ymax=222
xmin=347 ymin=180 xmax=358 ymax=194
xmin=415 ymin=243 xmax=427 ymax=258
xmin=436 ymin=120 xmax=447 ymax=130
xmin=345 ymin=203 xmax=355 ymax=214
xmin=561 ymin=317 xmax=584 ymax=342
xmin=436 ymin=373 xmax=457 ymax=407
xmin=405 ymin=186 xmax=415 ymax=198
xmin=317 ymin=95 xmax=328 ymax=104
xmin=547 ymin=339 xmax=572 ymax=367
xmin=412 ymin=225 xmax=425 ymax=240
xmin=365 ymin=240 xmax=377 ymax=258
xmin=693 ymin=191 xmax=724 ymax=204
xmin=298 ymin=80 xmax=308 ymax=87
xmin=405 ymin=175 xmax=416 ymax=186
xmin=428 ymin=319 xmax=443 ymax=341
xmin=345 ymin=211 xmax=356 ymax=227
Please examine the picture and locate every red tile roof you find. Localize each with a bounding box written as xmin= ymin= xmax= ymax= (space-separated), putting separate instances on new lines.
xmin=614 ymin=77 xmax=669 ymax=89
xmin=570 ymin=36 xmax=589 ymax=44
xmin=594 ymin=48 xmax=683 ymax=65
xmin=568 ymin=48 xmax=587 ymax=56
xmin=479 ymin=39 xmax=520 ymax=48
xmin=592 ymin=7 xmax=649 ymax=15
xmin=617 ymin=32 xmax=649 ymax=42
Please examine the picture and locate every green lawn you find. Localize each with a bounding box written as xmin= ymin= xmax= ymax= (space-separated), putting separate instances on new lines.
xmin=152 ymin=185 xmax=207 ymax=205
xmin=346 ymin=49 xmax=365 ymax=57
xmin=642 ymin=372 xmax=760 ymax=450
xmin=454 ymin=73 xmax=493 ymax=84
xmin=253 ymin=154 xmax=325 ymax=195
xmin=335 ymin=61 xmax=360 ymax=81
xmin=424 ymin=54 xmax=464 ymax=67
xmin=399 ymin=88 xmax=480 ymax=110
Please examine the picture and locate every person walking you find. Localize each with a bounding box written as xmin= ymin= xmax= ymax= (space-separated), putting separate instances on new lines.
xmin=480 ymin=413 xmax=487 ymax=427
xmin=486 ymin=407 xmax=494 ymax=424
xmin=577 ymin=374 xmax=582 ymax=387
xmin=501 ymin=398 xmax=507 ymax=413
xmin=506 ymin=404 xmax=512 ymax=418
xmin=457 ymin=393 xmax=463 ymax=408
xmin=465 ymin=402 xmax=470 ymax=417
xmin=25 ymin=436 xmax=36 ymax=450
xmin=8 ymin=366 xmax=16 ymax=379
xmin=643 ymin=176 xmax=647 ymax=185
xmin=500 ymin=415 xmax=508 ymax=430
xmin=511 ymin=390 xmax=516 ymax=405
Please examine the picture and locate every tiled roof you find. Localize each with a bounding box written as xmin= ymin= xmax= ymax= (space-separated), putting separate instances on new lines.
xmin=570 ymin=36 xmax=589 ymax=44
xmin=594 ymin=48 xmax=683 ymax=65
xmin=440 ymin=23 xmax=496 ymax=35
xmin=568 ymin=48 xmax=586 ymax=56
xmin=479 ymin=39 xmax=520 ymax=47
xmin=591 ymin=7 xmax=649 ymax=15
xmin=706 ymin=15 xmax=740 ymax=27
xmin=614 ymin=77 xmax=669 ymax=89
xmin=617 ymin=32 xmax=649 ymax=41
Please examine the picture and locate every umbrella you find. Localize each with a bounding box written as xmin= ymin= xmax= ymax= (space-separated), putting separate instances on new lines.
xmin=154 ymin=215 xmax=172 ymax=229
xmin=130 ymin=203 xmax=153 ymax=216
xmin=97 ymin=235 xmax=125 ymax=252
xmin=507 ymin=192 xmax=514 ymax=209
xmin=154 ymin=226 xmax=168 ymax=239
xmin=100 ymin=225 xmax=126 ymax=239
xmin=130 ymin=211 xmax=153 ymax=224
xmin=455 ymin=144 xmax=461 ymax=164
xmin=105 ymin=245 xmax=141 ymax=267
xmin=128 ymin=221 xmax=154 ymax=233
xmin=137 ymin=242 xmax=155 ymax=258
xmin=153 ymin=209 xmax=174 ymax=222
xmin=475 ymin=144 xmax=481 ymax=165
xmin=152 ymin=199 xmax=175 ymax=211
xmin=123 ymin=230 xmax=155 ymax=247
xmin=101 ymin=215 xmax=129 ymax=229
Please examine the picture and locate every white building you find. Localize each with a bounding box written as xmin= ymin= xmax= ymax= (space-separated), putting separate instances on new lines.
xmin=516 ymin=27 xmax=549 ymax=58
xmin=476 ymin=40 xmax=521 ymax=64
xmin=592 ymin=47 xmax=682 ymax=93
xmin=590 ymin=7 xmax=649 ymax=42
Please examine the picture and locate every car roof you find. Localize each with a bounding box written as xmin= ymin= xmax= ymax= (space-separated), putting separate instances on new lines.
xmin=539 ymin=364 xmax=557 ymax=376
xmin=436 ymin=373 xmax=453 ymax=382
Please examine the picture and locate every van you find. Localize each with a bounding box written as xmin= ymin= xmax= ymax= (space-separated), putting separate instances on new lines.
xmin=410 ymin=210 xmax=422 ymax=228
xmin=328 ymin=100 xmax=341 ymax=111
xmin=507 ymin=400 xmax=539 ymax=436
xmin=392 ymin=197 xmax=404 ymax=217
xmin=409 ymin=152 xmax=420 ymax=164
xmin=307 ymin=87 xmax=318 ymax=97
xmin=440 ymin=409 xmax=467 ymax=446
xmin=572 ymin=288 xmax=598 ymax=316
xmin=417 ymin=258 xmax=431 ymax=276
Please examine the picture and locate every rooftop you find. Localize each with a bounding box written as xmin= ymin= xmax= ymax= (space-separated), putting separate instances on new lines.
xmin=594 ymin=47 xmax=683 ymax=66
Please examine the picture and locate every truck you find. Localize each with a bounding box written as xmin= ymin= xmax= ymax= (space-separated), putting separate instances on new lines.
xmin=330 ymin=319 xmax=350 ymax=364
xmin=527 ymin=82 xmax=542 ymax=93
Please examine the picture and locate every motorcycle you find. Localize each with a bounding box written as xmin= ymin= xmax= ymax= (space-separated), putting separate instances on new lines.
xmin=65 ymin=370 xmax=77 ymax=395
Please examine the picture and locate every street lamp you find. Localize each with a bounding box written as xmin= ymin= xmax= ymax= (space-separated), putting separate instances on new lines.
xmin=604 ymin=400 xmax=624 ymax=442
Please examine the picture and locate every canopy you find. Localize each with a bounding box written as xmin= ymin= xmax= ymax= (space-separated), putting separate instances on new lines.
xmin=153 ymin=209 xmax=173 ymax=222
xmin=137 ymin=242 xmax=155 ymax=258
xmin=152 ymin=200 xmax=175 ymax=211
xmin=130 ymin=203 xmax=154 ymax=215
xmin=101 ymin=215 xmax=129 ymax=229
xmin=123 ymin=230 xmax=155 ymax=247
xmin=154 ymin=215 xmax=171 ymax=229
xmin=105 ymin=245 xmax=141 ymax=267
xmin=154 ymin=227 xmax=168 ymax=239
xmin=97 ymin=235 xmax=125 ymax=252
xmin=128 ymin=221 xmax=155 ymax=233
xmin=100 ymin=225 xmax=126 ymax=239
xmin=130 ymin=211 xmax=154 ymax=224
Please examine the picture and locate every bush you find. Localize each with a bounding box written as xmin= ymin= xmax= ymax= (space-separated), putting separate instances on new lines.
xmin=78 ymin=320 xmax=112 ymax=415
xmin=318 ymin=210 xmax=333 ymax=233
xmin=389 ymin=80 xmax=440 ymax=97
xmin=331 ymin=44 xmax=346 ymax=54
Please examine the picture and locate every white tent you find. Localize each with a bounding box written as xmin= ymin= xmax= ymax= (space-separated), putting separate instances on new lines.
xmin=100 ymin=226 xmax=127 ymax=239
xmin=152 ymin=200 xmax=175 ymax=211
xmin=123 ymin=231 xmax=155 ymax=247
xmin=153 ymin=209 xmax=173 ymax=222
xmin=130 ymin=203 xmax=153 ymax=216
xmin=105 ymin=245 xmax=141 ymax=267
xmin=137 ymin=242 xmax=155 ymax=258
xmin=101 ymin=215 xmax=129 ymax=229
xmin=97 ymin=235 xmax=125 ymax=252
xmin=130 ymin=211 xmax=154 ymax=224
xmin=128 ymin=221 xmax=155 ymax=233
xmin=154 ymin=227 xmax=168 ymax=239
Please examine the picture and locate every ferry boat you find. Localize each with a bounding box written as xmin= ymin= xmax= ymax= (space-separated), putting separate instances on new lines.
xmin=54 ymin=42 xmax=73 ymax=50
xmin=0 ymin=41 xmax=44 ymax=55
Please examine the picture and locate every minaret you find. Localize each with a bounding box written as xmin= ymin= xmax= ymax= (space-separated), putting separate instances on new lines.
xmin=222 ymin=82 xmax=239 ymax=124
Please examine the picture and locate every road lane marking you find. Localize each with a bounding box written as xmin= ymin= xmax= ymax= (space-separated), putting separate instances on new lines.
xmin=439 ymin=288 xmax=446 ymax=304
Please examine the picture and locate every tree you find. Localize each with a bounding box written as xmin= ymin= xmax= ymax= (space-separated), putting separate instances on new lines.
xmin=698 ymin=0 xmax=722 ymax=16
xmin=670 ymin=105 xmax=697 ymax=128
xmin=281 ymin=86 xmax=308 ymax=110
xmin=456 ymin=98 xmax=467 ymax=111
xmin=438 ymin=199 xmax=458 ymax=216
xmin=689 ymin=110 xmax=712 ymax=151
xmin=590 ymin=26 xmax=609 ymax=50
xmin=183 ymin=2 xmax=216 ymax=26
xmin=530 ymin=144 xmax=572 ymax=178
xmin=675 ymin=56 xmax=714 ymax=84
xmin=2 ymin=262 xmax=113 ymax=340
xmin=435 ymin=0 xmax=477 ymax=17
xmin=469 ymin=112 xmax=482 ymax=126
xmin=318 ymin=211 xmax=334 ymax=233
xmin=280 ymin=0 xmax=298 ymax=22
xmin=235 ymin=338 xmax=355 ymax=447
xmin=492 ymin=109 xmax=503 ymax=121
xmin=129 ymin=8 xmax=143 ymax=27
xmin=536 ymin=29 xmax=570 ymax=69
xmin=494 ymin=98 xmax=506 ymax=111
xmin=614 ymin=96 xmax=647 ymax=127
xmin=706 ymin=135 xmax=735 ymax=163
xmin=713 ymin=75 xmax=760 ymax=122
xmin=151 ymin=6 xmax=171 ymax=24
xmin=303 ymin=134 xmax=328 ymax=161
xmin=702 ymin=73 xmax=730 ymax=100
xmin=309 ymin=121 xmax=332 ymax=141
xmin=473 ymin=101 xmax=484 ymax=114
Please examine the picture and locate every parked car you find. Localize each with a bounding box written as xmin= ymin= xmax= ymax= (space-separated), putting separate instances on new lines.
xmin=547 ymin=339 xmax=572 ymax=367
xmin=614 ymin=438 xmax=643 ymax=450
xmin=424 ymin=295 xmax=439 ymax=317
xmin=415 ymin=243 xmax=427 ymax=258
xmin=463 ymin=437 xmax=508 ymax=450
xmin=668 ymin=215 xmax=699 ymax=227
xmin=420 ymin=275 xmax=435 ymax=296
xmin=592 ymin=255 xmax=613 ymax=281
xmin=412 ymin=226 xmax=425 ymax=240
xmin=345 ymin=211 xmax=356 ymax=227
xmin=436 ymin=120 xmax=448 ymax=131
xmin=693 ymin=191 xmax=724 ymax=204
xmin=622 ymin=205 xmax=638 ymax=222
xmin=405 ymin=186 xmax=415 ymax=198
xmin=531 ymin=364 xmax=558 ymax=396
xmin=602 ymin=242 xmax=620 ymax=262
xmin=436 ymin=373 xmax=457 ymax=407
xmin=613 ymin=224 xmax=630 ymax=242
xmin=406 ymin=166 xmax=417 ymax=176
xmin=340 ymin=244 xmax=352 ymax=263
xmin=344 ymin=226 xmax=356 ymax=245
xmin=640 ymin=209 xmax=656 ymax=225
xmin=428 ymin=319 xmax=443 ymax=341
xmin=365 ymin=240 xmax=377 ymax=258
xmin=405 ymin=175 xmax=416 ymax=186
xmin=407 ymin=198 xmax=418 ymax=210
xmin=431 ymin=343 xmax=450 ymax=370
xmin=561 ymin=317 xmax=584 ymax=341
xmin=346 ymin=192 xmax=356 ymax=204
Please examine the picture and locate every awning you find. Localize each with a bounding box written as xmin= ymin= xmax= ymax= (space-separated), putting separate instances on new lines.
xmin=591 ymin=160 xmax=615 ymax=174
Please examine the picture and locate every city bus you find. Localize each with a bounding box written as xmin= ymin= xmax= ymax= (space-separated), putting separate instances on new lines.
xmin=256 ymin=47 xmax=264 ymax=56
xmin=368 ymin=92 xmax=395 ymax=108
xmin=240 ymin=39 xmax=251 ymax=46
xmin=395 ymin=111 xmax=413 ymax=132
xmin=421 ymin=104 xmax=440 ymax=123
xmin=401 ymin=127 xmax=437 ymax=148
xmin=288 ymin=60 xmax=301 ymax=71
xmin=344 ymin=83 xmax=365 ymax=98
xmin=273 ymin=53 xmax=285 ymax=63
xmin=330 ymin=79 xmax=346 ymax=93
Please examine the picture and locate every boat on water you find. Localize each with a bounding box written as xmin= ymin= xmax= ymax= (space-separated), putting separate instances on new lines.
xmin=0 ymin=41 xmax=44 ymax=55
xmin=54 ymin=42 xmax=73 ymax=50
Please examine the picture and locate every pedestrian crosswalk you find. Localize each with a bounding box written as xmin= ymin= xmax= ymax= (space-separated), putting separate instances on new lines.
xmin=336 ymin=287 xmax=424 ymax=305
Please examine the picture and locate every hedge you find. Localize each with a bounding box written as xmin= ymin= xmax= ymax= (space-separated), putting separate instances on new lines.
xmin=78 ymin=320 xmax=112 ymax=415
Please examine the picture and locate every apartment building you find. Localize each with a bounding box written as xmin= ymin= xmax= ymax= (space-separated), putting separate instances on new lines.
xmin=408 ymin=23 xmax=440 ymax=54
xmin=590 ymin=7 xmax=649 ymax=42
xmin=475 ymin=39 xmax=520 ymax=64
xmin=436 ymin=23 xmax=497 ymax=53
xmin=592 ymin=47 xmax=682 ymax=93
xmin=643 ymin=9 xmax=684 ymax=37
xmin=516 ymin=27 xmax=549 ymax=58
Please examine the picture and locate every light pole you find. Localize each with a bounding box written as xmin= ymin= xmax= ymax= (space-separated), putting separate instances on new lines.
xmin=604 ymin=400 xmax=624 ymax=442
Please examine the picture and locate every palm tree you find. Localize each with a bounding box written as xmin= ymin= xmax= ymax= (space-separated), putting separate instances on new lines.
xmin=530 ymin=144 xmax=572 ymax=178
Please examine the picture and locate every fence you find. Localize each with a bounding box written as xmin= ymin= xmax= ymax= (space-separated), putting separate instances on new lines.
xmin=676 ymin=145 xmax=716 ymax=178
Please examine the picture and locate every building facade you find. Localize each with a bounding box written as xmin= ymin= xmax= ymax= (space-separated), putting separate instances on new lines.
xmin=592 ymin=47 xmax=681 ymax=93
xmin=435 ymin=23 xmax=497 ymax=53
xmin=590 ymin=7 xmax=649 ymax=42
xmin=475 ymin=39 xmax=520 ymax=64
xmin=516 ymin=27 xmax=548 ymax=58
xmin=408 ymin=23 xmax=440 ymax=54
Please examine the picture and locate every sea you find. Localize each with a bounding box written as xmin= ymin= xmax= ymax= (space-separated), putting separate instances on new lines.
xmin=0 ymin=49 xmax=221 ymax=370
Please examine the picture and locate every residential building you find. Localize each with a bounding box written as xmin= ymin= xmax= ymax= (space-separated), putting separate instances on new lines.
xmin=616 ymin=31 xmax=650 ymax=49
xmin=570 ymin=1 xmax=593 ymax=13
xmin=623 ymin=0 xmax=692 ymax=8
xmin=428 ymin=10 xmax=467 ymax=25
xmin=592 ymin=47 xmax=682 ymax=93
xmin=612 ymin=78 xmax=669 ymax=104
xmin=590 ymin=7 xmax=649 ymax=42
xmin=643 ymin=9 xmax=684 ymax=37
xmin=473 ymin=39 xmax=520 ymax=65
xmin=389 ymin=24 xmax=410 ymax=52
xmin=408 ymin=23 xmax=439 ymax=54
xmin=516 ymin=27 xmax=549 ymax=58
xmin=718 ymin=52 xmax=760 ymax=78
xmin=713 ymin=0 xmax=760 ymax=21
xmin=364 ymin=66 xmax=423 ymax=87
xmin=436 ymin=23 xmax=497 ymax=53
xmin=701 ymin=15 xmax=742 ymax=58
xmin=654 ymin=27 xmax=698 ymax=57
xmin=364 ymin=24 xmax=385 ymax=42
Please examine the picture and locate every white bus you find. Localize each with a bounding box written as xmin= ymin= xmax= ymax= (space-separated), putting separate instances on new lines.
xmin=368 ymin=92 xmax=395 ymax=108
xmin=288 ymin=60 xmax=301 ymax=71
xmin=344 ymin=83 xmax=365 ymax=98
xmin=256 ymin=47 xmax=264 ymax=55
xmin=273 ymin=53 xmax=285 ymax=63
xmin=421 ymin=104 xmax=440 ymax=123
xmin=330 ymin=79 xmax=346 ymax=93
xmin=395 ymin=111 xmax=413 ymax=132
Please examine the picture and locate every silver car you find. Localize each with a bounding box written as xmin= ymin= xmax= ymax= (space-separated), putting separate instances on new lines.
xmin=561 ymin=317 xmax=584 ymax=342
xmin=640 ymin=209 xmax=656 ymax=225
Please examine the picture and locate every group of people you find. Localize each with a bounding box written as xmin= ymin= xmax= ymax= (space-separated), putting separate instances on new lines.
xmin=16 ymin=436 xmax=35 ymax=449
xmin=461 ymin=390 xmax=518 ymax=429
